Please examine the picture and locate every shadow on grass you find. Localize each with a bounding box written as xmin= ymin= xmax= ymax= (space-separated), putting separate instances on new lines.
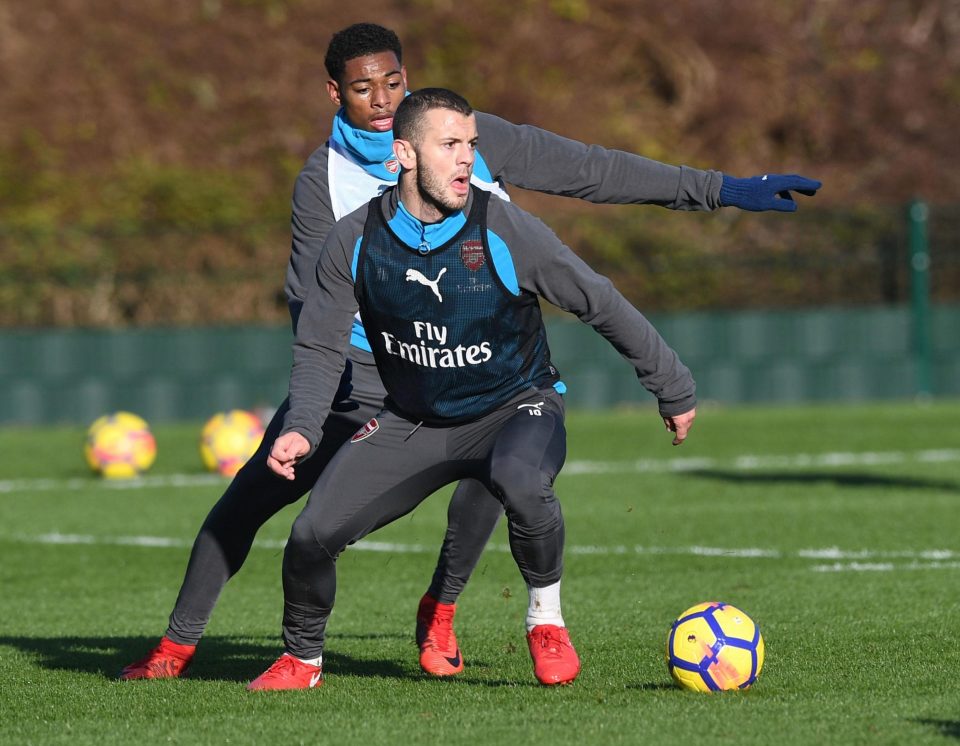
xmin=686 ymin=469 xmax=960 ymax=493
xmin=912 ymin=719 xmax=960 ymax=740
xmin=0 ymin=633 xmax=596 ymax=688
xmin=0 ymin=634 xmax=408 ymax=682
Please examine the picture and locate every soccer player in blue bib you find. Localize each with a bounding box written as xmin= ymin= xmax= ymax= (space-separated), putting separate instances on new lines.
xmin=120 ymin=24 xmax=819 ymax=683
xmin=248 ymin=87 xmax=698 ymax=689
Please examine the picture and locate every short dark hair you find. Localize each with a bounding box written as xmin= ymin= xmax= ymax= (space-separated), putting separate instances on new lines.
xmin=324 ymin=23 xmax=403 ymax=83
xmin=394 ymin=88 xmax=473 ymax=145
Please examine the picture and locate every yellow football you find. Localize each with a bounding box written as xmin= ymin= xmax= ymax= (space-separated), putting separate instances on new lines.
xmin=666 ymin=601 xmax=764 ymax=692
xmin=84 ymin=411 xmax=157 ymax=479
xmin=199 ymin=409 xmax=265 ymax=477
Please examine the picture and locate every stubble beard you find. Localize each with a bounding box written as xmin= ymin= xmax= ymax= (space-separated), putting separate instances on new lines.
xmin=416 ymin=161 xmax=468 ymax=217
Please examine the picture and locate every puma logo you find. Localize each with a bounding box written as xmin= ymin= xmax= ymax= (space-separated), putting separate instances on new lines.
xmin=405 ymin=267 xmax=447 ymax=302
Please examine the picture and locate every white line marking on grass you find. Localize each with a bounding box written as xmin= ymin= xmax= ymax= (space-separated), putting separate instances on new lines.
xmin=564 ymin=457 xmax=714 ymax=474
xmin=798 ymin=547 xmax=958 ymax=560
xmin=2 ymin=448 xmax=957 ymax=494
xmin=811 ymin=561 xmax=960 ymax=572
xmin=0 ymin=474 xmax=226 ymax=494
xmin=13 ymin=532 xmax=288 ymax=550
xmin=564 ymin=449 xmax=960 ymax=475
xmin=4 ymin=533 xmax=957 ymax=573
xmin=6 ymin=532 xmax=434 ymax=554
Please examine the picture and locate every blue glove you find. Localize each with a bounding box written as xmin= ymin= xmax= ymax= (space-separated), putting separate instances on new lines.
xmin=719 ymin=173 xmax=821 ymax=212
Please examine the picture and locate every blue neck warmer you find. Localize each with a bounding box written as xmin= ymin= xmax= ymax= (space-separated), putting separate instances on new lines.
xmin=390 ymin=199 xmax=467 ymax=253
xmin=330 ymin=108 xmax=400 ymax=181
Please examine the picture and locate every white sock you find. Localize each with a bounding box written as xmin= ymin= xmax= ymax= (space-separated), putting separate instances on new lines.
xmin=294 ymin=653 xmax=322 ymax=668
xmin=525 ymin=581 xmax=565 ymax=632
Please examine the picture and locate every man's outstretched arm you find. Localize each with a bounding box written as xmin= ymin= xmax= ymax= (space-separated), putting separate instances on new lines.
xmin=475 ymin=111 xmax=820 ymax=212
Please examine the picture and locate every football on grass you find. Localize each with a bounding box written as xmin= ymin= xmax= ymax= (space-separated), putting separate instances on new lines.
xmin=666 ymin=601 xmax=764 ymax=692
xmin=84 ymin=411 xmax=157 ymax=479
xmin=199 ymin=409 xmax=265 ymax=477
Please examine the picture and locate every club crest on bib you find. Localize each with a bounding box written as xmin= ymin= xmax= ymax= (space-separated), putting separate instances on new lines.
xmin=351 ymin=418 xmax=379 ymax=442
xmin=460 ymin=240 xmax=485 ymax=271
xmin=385 ymin=159 xmax=400 ymax=174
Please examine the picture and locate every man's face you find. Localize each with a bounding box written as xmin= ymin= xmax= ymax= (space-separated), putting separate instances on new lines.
xmin=410 ymin=109 xmax=477 ymax=214
xmin=327 ymin=52 xmax=407 ymax=133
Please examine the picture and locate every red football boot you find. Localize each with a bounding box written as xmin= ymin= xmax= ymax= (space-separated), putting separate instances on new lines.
xmin=247 ymin=654 xmax=323 ymax=691
xmin=416 ymin=594 xmax=464 ymax=676
xmin=118 ymin=636 xmax=196 ymax=680
xmin=527 ymin=624 xmax=580 ymax=685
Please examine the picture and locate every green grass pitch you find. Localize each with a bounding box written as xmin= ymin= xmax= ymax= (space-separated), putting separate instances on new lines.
xmin=1 ymin=400 xmax=958 ymax=745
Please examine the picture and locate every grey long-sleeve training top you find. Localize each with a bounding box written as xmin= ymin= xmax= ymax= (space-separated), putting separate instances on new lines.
xmin=283 ymin=186 xmax=697 ymax=449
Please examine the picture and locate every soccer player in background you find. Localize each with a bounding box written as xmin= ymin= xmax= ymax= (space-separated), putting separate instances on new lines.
xmin=248 ymin=87 xmax=697 ymax=689
xmin=119 ymin=23 xmax=819 ymax=682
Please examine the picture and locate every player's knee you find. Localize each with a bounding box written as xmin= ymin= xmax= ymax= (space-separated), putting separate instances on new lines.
xmin=490 ymin=454 xmax=538 ymax=499
xmin=286 ymin=514 xmax=337 ymax=562
xmin=489 ymin=455 xmax=554 ymax=522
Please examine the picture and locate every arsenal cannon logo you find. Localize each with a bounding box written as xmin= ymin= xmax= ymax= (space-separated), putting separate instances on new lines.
xmin=460 ymin=240 xmax=485 ymax=271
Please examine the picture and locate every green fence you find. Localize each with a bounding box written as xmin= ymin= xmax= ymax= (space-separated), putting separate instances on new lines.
xmin=0 ymin=326 xmax=291 ymax=425
xmin=2 ymin=305 xmax=958 ymax=425
xmin=552 ymin=305 xmax=960 ymax=407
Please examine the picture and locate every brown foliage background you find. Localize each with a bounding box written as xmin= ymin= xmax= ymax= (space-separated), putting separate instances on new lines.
xmin=2 ymin=0 xmax=958 ymax=326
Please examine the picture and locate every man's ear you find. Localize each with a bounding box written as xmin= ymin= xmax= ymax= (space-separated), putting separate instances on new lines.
xmin=326 ymin=79 xmax=341 ymax=106
xmin=394 ymin=139 xmax=416 ymax=170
